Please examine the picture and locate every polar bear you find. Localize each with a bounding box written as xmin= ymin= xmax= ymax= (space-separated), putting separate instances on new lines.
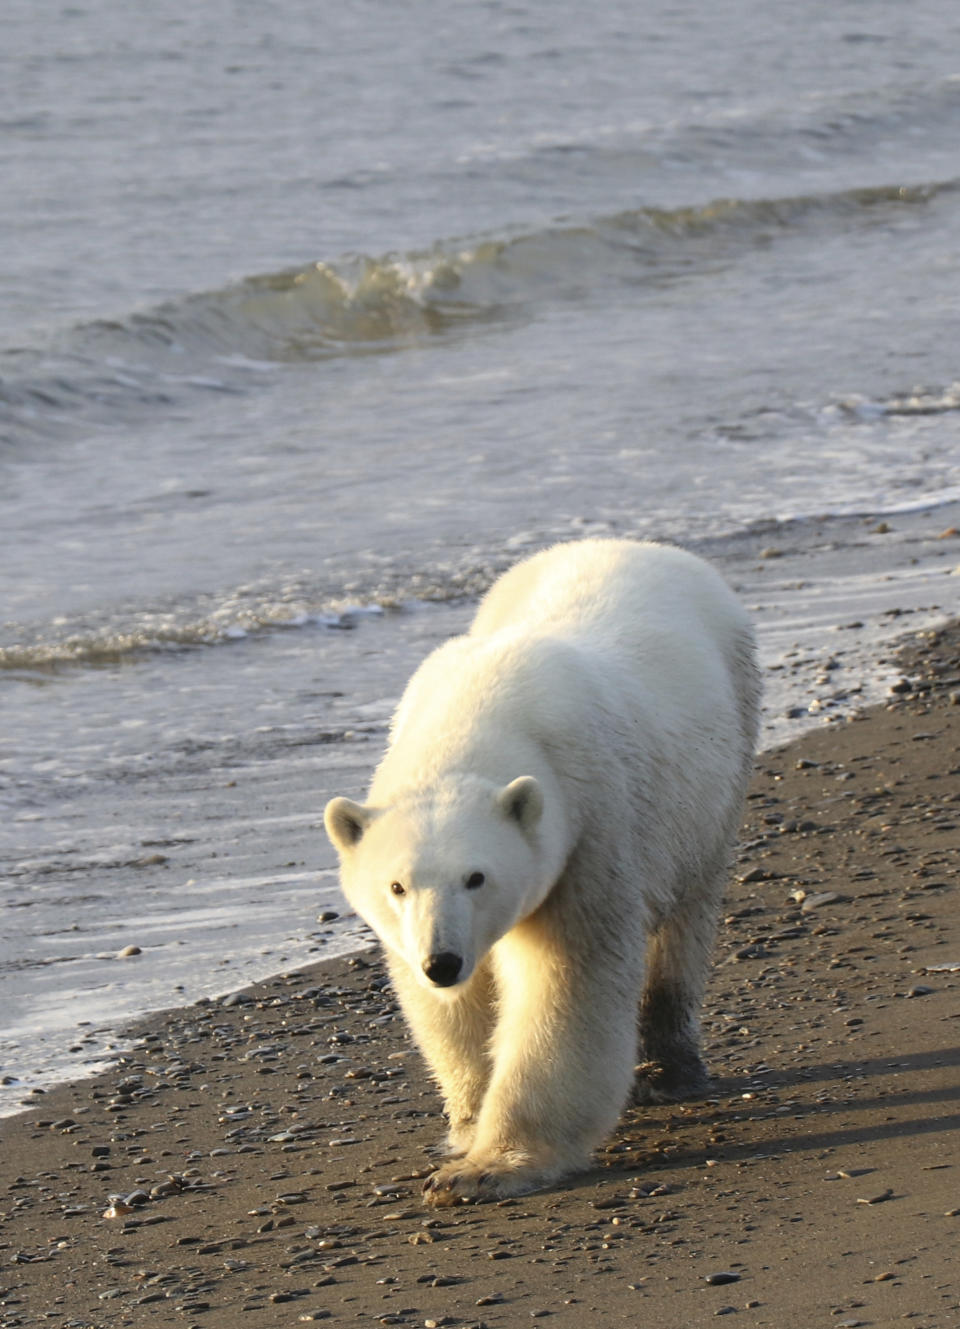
xmin=324 ymin=539 xmax=759 ymax=1205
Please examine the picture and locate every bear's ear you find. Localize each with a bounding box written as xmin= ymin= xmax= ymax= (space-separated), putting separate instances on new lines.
xmin=497 ymin=776 xmax=543 ymax=832
xmin=324 ymin=797 xmax=373 ymax=853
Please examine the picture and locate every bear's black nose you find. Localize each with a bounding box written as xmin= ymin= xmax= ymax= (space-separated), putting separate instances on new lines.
xmin=423 ymin=952 xmax=463 ymax=986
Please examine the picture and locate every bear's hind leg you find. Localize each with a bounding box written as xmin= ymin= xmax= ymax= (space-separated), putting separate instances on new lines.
xmin=635 ymin=879 xmax=721 ymax=1104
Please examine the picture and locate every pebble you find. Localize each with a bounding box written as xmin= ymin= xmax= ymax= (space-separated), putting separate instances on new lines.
xmin=856 ymin=1188 xmax=894 ymax=1205
xmin=733 ymin=943 xmax=767 ymax=961
xmin=705 ymin=1271 xmax=741 ymax=1285
xmin=116 ymin=945 xmax=142 ymax=958
xmin=801 ymin=891 xmax=841 ymax=913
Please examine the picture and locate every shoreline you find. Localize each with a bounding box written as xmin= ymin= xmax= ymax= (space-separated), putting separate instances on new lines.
xmin=3 ymin=503 xmax=959 ymax=1113
xmin=1 ymin=623 xmax=958 ymax=1327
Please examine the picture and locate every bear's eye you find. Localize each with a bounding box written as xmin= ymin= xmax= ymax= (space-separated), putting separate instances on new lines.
xmin=465 ymin=871 xmax=485 ymax=890
xmin=390 ymin=881 xmax=406 ymax=897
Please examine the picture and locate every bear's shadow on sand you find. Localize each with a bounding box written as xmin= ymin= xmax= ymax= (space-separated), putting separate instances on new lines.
xmin=541 ymin=1044 xmax=960 ymax=1197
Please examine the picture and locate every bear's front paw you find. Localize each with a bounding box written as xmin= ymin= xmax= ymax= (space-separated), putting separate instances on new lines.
xmin=421 ymin=1154 xmax=546 ymax=1207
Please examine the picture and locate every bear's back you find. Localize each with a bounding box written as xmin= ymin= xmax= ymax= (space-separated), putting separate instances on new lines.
xmin=472 ymin=539 xmax=748 ymax=659
xmin=374 ymin=538 xmax=758 ymax=871
xmin=471 ymin=539 xmax=759 ymax=761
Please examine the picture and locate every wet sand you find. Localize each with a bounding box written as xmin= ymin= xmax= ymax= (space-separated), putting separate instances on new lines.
xmin=1 ymin=623 xmax=958 ymax=1329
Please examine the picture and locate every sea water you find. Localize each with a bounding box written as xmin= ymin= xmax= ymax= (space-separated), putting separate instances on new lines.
xmin=2 ymin=0 xmax=960 ymax=1111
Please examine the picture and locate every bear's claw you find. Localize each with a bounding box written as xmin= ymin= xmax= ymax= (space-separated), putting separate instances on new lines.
xmin=422 ymin=1159 xmax=537 ymax=1206
xmin=422 ymin=1166 xmax=479 ymax=1206
xmin=632 ymin=1057 xmax=711 ymax=1105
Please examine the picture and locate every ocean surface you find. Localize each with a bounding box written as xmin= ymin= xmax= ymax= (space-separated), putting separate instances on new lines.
xmin=2 ymin=0 xmax=960 ymax=1114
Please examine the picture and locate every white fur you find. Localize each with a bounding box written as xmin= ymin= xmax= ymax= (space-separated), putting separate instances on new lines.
xmin=324 ymin=539 xmax=759 ymax=1204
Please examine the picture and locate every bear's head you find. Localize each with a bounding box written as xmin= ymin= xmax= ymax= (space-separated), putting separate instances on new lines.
xmin=323 ymin=774 xmax=547 ymax=993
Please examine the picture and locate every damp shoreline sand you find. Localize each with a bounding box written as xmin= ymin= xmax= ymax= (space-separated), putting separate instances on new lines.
xmin=1 ymin=623 xmax=958 ymax=1328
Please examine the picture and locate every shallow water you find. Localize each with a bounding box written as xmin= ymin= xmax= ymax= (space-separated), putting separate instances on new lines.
xmin=3 ymin=0 xmax=960 ymax=1110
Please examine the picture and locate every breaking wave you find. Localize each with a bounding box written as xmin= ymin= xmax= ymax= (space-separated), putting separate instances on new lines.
xmin=0 ymin=599 xmax=389 ymax=673
xmin=2 ymin=179 xmax=956 ymax=445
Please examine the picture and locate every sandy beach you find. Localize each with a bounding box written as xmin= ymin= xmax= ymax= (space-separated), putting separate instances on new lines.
xmin=1 ymin=622 xmax=958 ymax=1329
